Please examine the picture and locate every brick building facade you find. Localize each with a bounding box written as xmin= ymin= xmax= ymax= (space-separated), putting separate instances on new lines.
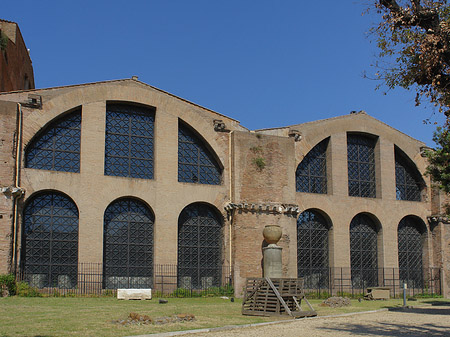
xmin=0 ymin=21 xmax=449 ymax=298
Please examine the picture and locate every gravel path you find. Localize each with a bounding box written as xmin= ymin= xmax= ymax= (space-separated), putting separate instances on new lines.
xmin=184 ymin=305 xmax=450 ymax=337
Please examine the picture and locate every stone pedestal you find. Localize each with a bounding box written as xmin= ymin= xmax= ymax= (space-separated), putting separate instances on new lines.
xmin=263 ymin=244 xmax=283 ymax=278
xmin=262 ymin=224 xmax=283 ymax=278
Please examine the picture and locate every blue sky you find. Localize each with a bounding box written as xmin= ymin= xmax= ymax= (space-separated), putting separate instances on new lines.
xmin=3 ymin=0 xmax=445 ymax=145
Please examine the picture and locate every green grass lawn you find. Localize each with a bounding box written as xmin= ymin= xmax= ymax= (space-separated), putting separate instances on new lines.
xmin=0 ymin=296 xmax=448 ymax=337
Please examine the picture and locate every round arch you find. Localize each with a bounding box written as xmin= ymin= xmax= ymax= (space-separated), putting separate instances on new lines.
xmin=103 ymin=196 xmax=155 ymax=289
xmin=21 ymin=190 xmax=79 ymax=288
xmin=177 ymin=202 xmax=223 ymax=289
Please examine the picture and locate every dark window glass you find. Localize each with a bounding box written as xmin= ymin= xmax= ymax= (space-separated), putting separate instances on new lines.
xmin=296 ymin=138 xmax=328 ymax=194
xmin=178 ymin=203 xmax=222 ymax=288
xmin=178 ymin=122 xmax=221 ymax=185
xmin=395 ymin=150 xmax=423 ymax=201
xmin=103 ymin=198 xmax=154 ymax=289
xmin=350 ymin=214 xmax=378 ymax=287
xmin=297 ymin=210 xmax=329 ymax=288
xmin=105 ymin=104 xmax=155 ymax=179
xmin=398 ymin=217 xmax=424 ymax=288
xmin=25 ymin=110 xmax=81 ymax=172
xmin=22 ymin=192 xmax=78 ymax=288
xmin=347 ymin=134 xmax=376 ymax=198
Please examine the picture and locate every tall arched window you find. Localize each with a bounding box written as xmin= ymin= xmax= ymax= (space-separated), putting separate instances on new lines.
xmin=395 ymin=148 xmax=423 ymax=201
xmin=103 ymin=198 xmax=154 ymax=289
xmin=347 ymin=134 xmax=376 ymax=198
xmin=297 ymin=210 xmax=330 ymax=288
xmin=178 ymin=121 xmax=222 ymax=185
xmin=296 ymin=138 xmax=329 ymax=194
xmin=178 ymin=203 xmax=222 ymax=288
xmin=25 ymin=109 xmax=81 ymax=172
xmin=350 ymin=214 xmax=378 ymax=287
xmin=398 ymin=216 xmax=425 ymax=288
xmin=22 ymin=192 xmax=78 ymax=288
xmin=105 ymin=103 xmax=155 ymax=179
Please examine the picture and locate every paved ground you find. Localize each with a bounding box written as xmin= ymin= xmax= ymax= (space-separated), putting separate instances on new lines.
xmin=180 ymin=305 xmax=450 ymax=337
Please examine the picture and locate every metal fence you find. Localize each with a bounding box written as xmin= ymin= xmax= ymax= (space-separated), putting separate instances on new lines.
xmin=17 ymin=264 xmax=441 ymax=298
xmin=301 ymin=267 xmax=442 ymax=298
xmin=17 ymin=263 xmax=233 ymax=297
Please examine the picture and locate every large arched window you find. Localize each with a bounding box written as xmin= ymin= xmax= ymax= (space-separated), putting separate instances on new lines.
xmin=395 ymin=148 xmax=423 ymax=201
xmin=398 ymin=216 xmax=425 ymax=288
xmin=103 ymin=198 xmax=154 ymax=289
xmin=22 ymin=192 xmax=78 ymax=288
xmin=347 ymin=134 xmax=376 ymax=198
xmin=178 ymin=203 xmax=222 ymax=288
xmin=350 ymin=214 xmax=378 ymax=287
xmin=178 ymin=121 xmax=222 ymax=185
xmin=25 ymin=109 xmax=81 ymax=172
xmin=104 ymin=103 xmax=155 ymax=179
xmin=296 ymin=138 xmax=329 ymax=194
xmin=297 ymin=209 xmax=330 ymax=288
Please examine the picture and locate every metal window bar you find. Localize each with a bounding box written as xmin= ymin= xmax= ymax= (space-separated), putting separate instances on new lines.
xmin=347 ymin=134 xmax=376 ymax=198
xmin=177 ymin=203 xmax=223 ymax=289
xmin=297 ymin=210 xmax=329 ymax=290
xmin=104 ymin=104 xmax=155 ymax=179
xmin=25 ymin=110 xmax=81 ymax=172
xmin=178 ymin=122 xmax=221 ymax=185
xmin=398 ymin=217 xmax=424 ymax=288
xmin=22 ymin=192 xmax=79 ymax=289
xmin=103 ymin=198 xmax=154 ymax=289
xmin=395 ymin=152 xmax=422 ymax=201
xmin=296 ymin=138 xmax=328 ymax=194
xmin=350 ymin=214 xmax=378 ymax=288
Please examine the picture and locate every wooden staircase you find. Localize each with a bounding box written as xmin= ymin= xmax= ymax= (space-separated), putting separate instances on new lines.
xmin=242 ymin=277 xmax=317 ymax=318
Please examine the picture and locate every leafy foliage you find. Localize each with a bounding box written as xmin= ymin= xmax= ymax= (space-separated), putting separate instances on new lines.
xmin=426 ymin=127 xmax=450 ymax=193
xmin=371 ymin=1 xmax=450 ymax=197
xmin=0 ymin=274 xmax=16 ymax=296
xmin=372 ymin=0 xmax=450 ymax=120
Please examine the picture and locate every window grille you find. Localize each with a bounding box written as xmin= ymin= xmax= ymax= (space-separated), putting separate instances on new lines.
xmin=398 ymin=216 xmax=424 ymax=288
xmin=103 ymin=198 xmax=154 ymax=289
xmin=25 ymin=110 xmax=81 ymax=172
xmin=178 ymin=122 xmax=221 ymax=185
xmin=347 ymin=134 xmax=376 ymax=198
xmin=105 ymin=104 xmax=155 ymax=179
xmin=395 ymin=150 xmax=423 ymax=201
xmin=22 ymin=192 xmax=78 ymax=288
xmin=350 ymin=214 xmax=378 ymax=287
xmin=178 ymin=203 xmax=222 ymax=288
xmin=297 ymin=210 xmax=329 ymax=288
xmin=296 ymin=138 xmax=328 ymax=194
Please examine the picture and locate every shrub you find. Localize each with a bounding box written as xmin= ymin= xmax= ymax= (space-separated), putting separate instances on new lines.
xmin=0 ymin=274 xmax=16 ymax=296
xmin=16 ymin=281 xmax=42 ymax=297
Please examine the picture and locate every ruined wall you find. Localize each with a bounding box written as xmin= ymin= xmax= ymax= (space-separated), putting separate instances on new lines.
xmin=0 ymin=101 xmax=17 ymax=273
xmin=231 ymin=131 xmax=297 ymax=296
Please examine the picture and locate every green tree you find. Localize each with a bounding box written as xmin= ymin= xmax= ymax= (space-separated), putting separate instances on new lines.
xmin=372 ymin=0 xmax=450 ymax=197
xmin=426 ymin=127 xmax=450 ymax=193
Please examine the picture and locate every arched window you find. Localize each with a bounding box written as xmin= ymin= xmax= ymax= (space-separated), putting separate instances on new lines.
xmin=25 ymin=109 xmax=81 ymax=172
xmin=178 ymin=121 xmax=222 ymax=185
xmin=103 ymin=198 xmax=154 ymax=289
xmin=350 ymin=214 xmax=378 ymax=287
xmin=22 ymin=192 xmax=78 ymax=288
xmin=398 ymin=216 xmax=425 ymax=288
xmin=297 ymin=210 xmax=330 ymax=288
xmin=395 ymin=148 xmax=423 ymax=201
xmin=104 ymin=103 xmax=155 ymax=179
xmin=347 ymin=134 xmax=376 ymax=198
xmin=296 ymin=138 xmax=329 ymax=194
xmin=178 ymin=203 xmax=222 ymax=288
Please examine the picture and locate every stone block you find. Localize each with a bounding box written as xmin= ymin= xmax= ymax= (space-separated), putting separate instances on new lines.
xmin=117 ymin=288 xmax=152 ymax=300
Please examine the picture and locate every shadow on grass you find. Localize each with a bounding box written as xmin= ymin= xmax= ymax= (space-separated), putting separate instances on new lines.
xmin=319 ymin=321 xmax=449 ymax=337
xmin=421 ymin=300 xmax=450 ymax=306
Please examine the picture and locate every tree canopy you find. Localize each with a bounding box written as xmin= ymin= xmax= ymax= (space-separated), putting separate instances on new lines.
xmin=372 ymin=0 xmax=450 ymax=202
xmin=373 ymin=0 xmax=450 ymax=120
